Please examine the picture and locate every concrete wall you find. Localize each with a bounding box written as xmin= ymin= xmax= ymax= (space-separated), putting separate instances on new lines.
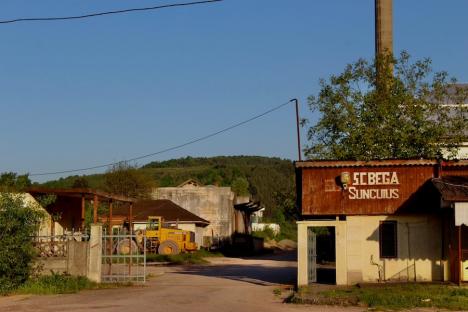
xmin=153 ymin=186 xmax=235 ymax=245
xmin=37 ymin=241 xmax=89 ymax=276
xmin=442 ymin=143 xmax=468 ymax=160
xmin=20 ymin=193 xmax=64 ymax=237
xmin=297 ymin=215 xmax=448 ymax=286
xmin=36 ymin=224 xmax=102 ymax=283
xmin=346 ymin=215 xmax=446 ymax=284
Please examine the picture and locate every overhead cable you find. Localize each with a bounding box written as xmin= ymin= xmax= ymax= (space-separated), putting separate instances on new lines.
xmin=29 ymin=100 xmax=295 ymax=176
xmin=0 ymin=0 xmax=222 ymax=25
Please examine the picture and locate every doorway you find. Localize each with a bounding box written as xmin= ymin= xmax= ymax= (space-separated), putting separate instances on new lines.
xmin=307 ymin=226 xmax=336 ymax=284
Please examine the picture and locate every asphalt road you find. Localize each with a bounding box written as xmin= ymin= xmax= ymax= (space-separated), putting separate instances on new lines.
xmin=0 ymin=252 xmax=362 ymax=312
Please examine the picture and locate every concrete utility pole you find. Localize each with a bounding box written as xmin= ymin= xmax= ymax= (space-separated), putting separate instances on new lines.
xmin=375 ymin=0 xmax=393 ymax=56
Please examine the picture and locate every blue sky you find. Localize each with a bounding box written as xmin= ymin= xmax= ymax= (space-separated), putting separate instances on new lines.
xmin=1 ymin=0 xmax=467 ymax=182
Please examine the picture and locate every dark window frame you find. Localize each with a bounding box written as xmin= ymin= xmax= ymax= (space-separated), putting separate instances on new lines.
xmin=379 ymin=221 xmax=398 ymax=259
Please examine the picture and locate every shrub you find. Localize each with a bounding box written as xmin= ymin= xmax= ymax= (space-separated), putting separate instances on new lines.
xmin=17 ymin=273 xmax=95 ymax=295
xmin=0 ymin=193 xmax=44 ymax=295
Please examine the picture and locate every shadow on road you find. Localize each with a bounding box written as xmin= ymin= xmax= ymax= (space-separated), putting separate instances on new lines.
xmin=176 ymin=251 xmax=297 ymax=286
xmin=239 ymin=251 xmax=297 ymax=262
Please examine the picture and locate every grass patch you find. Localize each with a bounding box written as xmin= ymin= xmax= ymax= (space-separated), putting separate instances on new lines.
xmin=15 ymin=273 xmax=130 ymax=295
xmin=289 ymin=283 xmax=468 ymax=311
xmin=146 ymin=249 xmax=223 ymax=265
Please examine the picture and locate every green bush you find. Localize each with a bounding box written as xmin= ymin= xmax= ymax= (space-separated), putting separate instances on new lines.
xmin=0 ymin=193 xmax=44 ymax=295
xmin=17 ymin=273 xmax=96 ymax=295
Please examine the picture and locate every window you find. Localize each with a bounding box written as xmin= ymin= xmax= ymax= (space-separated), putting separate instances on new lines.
xmin=379 ymin=221 xmax=397 ymax=258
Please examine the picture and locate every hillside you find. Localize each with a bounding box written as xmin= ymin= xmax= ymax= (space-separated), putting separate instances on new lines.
xmin=41 ymin=156 xmax=295 ymax=219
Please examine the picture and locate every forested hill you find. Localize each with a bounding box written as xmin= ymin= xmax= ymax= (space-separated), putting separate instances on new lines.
xmin=41 ymin=156 xmax=295 ymax=219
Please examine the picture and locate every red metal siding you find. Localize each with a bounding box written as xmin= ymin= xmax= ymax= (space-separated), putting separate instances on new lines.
xmin=300 ymin=163 xmax=468 ymax=215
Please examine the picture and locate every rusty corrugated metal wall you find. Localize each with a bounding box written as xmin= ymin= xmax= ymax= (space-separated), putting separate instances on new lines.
xmin=297 ymin=161 xmax=468 ymax=216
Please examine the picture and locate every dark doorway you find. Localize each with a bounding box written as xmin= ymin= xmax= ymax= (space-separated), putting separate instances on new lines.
xmin=308 ymin=226 xmax=336 ymax=285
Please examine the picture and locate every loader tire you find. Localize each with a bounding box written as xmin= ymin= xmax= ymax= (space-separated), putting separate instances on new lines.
xmin=115 ymin=238 xmax=139 ymax=255
xmin=158 ymin=240 xmax=180 ymax=255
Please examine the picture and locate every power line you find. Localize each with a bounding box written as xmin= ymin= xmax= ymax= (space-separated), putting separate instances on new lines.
xmin=29 ymin=100 xmax=295 ymax=177
xmin=0 ymin=0 xmax=222 ymax=25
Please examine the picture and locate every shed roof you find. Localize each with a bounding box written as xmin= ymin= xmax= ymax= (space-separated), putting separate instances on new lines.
xmin=28 ymin=187 xmax=136 ymax=203
xmin=112 ymin=199 xmax=210 ymax=226
xmin=295 ymin=159 xmax=468 ymax=169
xmin=234 ymin=201 xmax=263 ymax=213
xmin=432 ymin=176 xmax=468 ymax=202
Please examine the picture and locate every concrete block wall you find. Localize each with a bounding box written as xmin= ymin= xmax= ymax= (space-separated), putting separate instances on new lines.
xmin=153 ymin=186 xmax=235 ymax=243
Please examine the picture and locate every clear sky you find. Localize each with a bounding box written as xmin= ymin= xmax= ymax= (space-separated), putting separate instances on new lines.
xmin=1 ymin=0 xmax=467 ymax=182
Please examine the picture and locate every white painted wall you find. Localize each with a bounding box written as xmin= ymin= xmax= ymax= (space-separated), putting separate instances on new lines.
xmin=297 ymin=215 xmax=449 ymax=286
xmin=252 ymin=223 xmax=280 ymax=235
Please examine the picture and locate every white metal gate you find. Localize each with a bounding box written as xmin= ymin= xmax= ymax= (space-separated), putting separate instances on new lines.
xmin=307 ymin=228 xmax=317 ymax=284
xmin=101 ymin=232 xmax=146 ymax=283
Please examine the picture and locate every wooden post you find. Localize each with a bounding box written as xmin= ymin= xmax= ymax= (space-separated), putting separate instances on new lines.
xmin=93 ymin=194 xmax=98 ymax=224
xmin=128 ymin=202 xmax=133 ymax=277
xmin=129 ymin=203 xmax=133 ymax=234
xmin=108 ymin=200 xmax=113 ymax=275
xmin=458 ymin=226 xmax=462 ymax=286
xmin=81 ymin=194 xmax=86 ymax=230
xmin=108 ymin=200 xmax=113 ymax=236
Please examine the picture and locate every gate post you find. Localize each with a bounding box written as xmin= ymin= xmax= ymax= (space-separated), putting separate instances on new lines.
xmin=87 ymin=224 xmax=102 ymax=283
xmin=297 ymin=222 xmax=308 ymax=286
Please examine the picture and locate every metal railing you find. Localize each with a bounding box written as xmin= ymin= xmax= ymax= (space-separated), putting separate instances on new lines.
xmin=101 ymin=230 xmax=146 ymax=283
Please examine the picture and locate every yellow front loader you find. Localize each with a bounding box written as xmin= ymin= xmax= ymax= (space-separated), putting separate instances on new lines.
xmin=136 ymin=216 xmax=198 ymax=255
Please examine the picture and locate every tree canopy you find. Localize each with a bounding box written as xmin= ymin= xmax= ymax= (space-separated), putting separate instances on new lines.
xmin=103 ymin=162 xmax=156 ymax=199
xmin=0 ymin=172 xmax=31 ymax=192
xmin=0 ymin=194 xmax=44 ymax=294
xmin=305 ymin=52 xmax=468 ymax=160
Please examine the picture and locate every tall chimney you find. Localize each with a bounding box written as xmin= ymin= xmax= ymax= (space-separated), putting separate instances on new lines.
xmin=375 ymin=0 xmax=393 ymax=56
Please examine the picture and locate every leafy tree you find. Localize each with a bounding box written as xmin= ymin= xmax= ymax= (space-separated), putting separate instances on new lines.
xmin=103 ymin=162 xmax=155 ymax=199
xmin=71 ymin=176 xmax=89 ymax=188
xmin=0 ymin=172 xmax=31 ymax=192
xmin=231 ymin=177 xmax=250 ymax=196
xmin=305 ymin=52 xmax=468 ymax=160
xmin=0 ymin=194 xmax=44 ymax=294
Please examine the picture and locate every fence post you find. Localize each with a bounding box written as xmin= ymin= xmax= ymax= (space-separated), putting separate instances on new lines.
xmin=87 ymin=224 xmax=102 ymax=283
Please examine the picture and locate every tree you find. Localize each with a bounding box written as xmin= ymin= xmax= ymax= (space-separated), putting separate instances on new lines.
xmin=0 ymin=172 xmax=31 ymax=192
xmin=103 ymin=162 xmax=155 ymax=199
xmin=71 ymin=176 xmax=89 ymax=188
xmin=305 ymin=52 xmax=468 ymax=160
xmin=231 ymin=177 xmax=250 ymax=196
xmin=0 ymin=194 xmax=44 ymax=294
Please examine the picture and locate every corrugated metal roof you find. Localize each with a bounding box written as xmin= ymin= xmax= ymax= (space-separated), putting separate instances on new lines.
xmin=432 ymin=176 xmax=468 ymax=202
xmin=28 ymin=187 xmax=136 ymax=203
xmin=295 ymin=159 xmax=468 ymax=168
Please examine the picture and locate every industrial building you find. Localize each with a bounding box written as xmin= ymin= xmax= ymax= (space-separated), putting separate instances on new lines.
xmin=152 ymin=179 xmax=262 ymax=248
xmin=296 ymin=160 xmax=468 ymax=286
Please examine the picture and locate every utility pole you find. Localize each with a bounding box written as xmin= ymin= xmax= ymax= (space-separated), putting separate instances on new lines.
xmin=290 ymin=99 xmax=302 ymax=161
xmin=375 ymin=0 xmax=393 ymax=93
xmin=375 ymin=0 xmax=393 ymax=57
